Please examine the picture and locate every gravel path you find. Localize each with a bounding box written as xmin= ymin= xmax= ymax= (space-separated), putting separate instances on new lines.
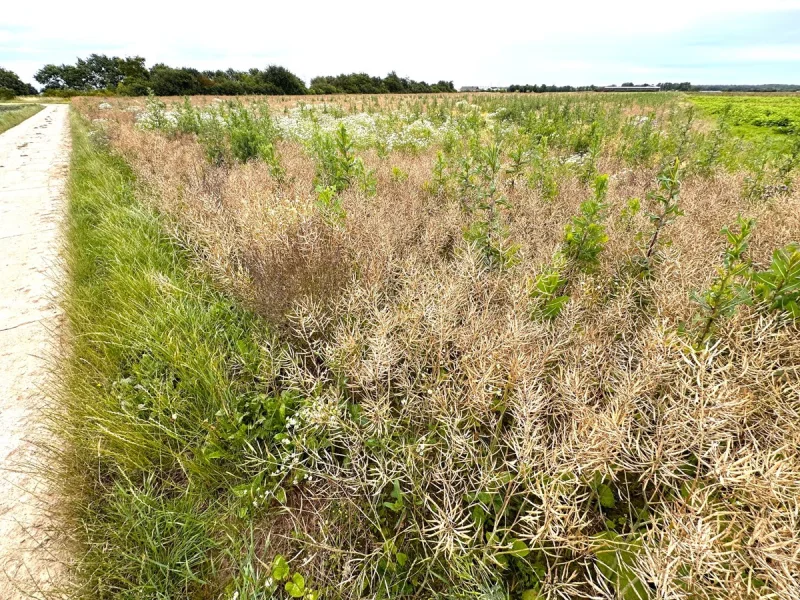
xmin=0 ymin=105 xmax=69 ymax=598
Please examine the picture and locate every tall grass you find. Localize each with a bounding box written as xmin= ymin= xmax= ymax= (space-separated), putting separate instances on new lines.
xmin=50 ymin=114 xmax=300 ymax=599
xmin=0 ymin=104 xmax=43 ymax=134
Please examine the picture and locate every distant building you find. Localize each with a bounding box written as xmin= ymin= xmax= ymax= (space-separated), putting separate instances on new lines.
xmin=458 ymin=86 xmax=508 ymax=92
xmin=600 ymin=86 xmax=661 ymax=92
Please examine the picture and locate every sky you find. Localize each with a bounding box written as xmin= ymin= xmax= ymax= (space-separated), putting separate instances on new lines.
xmin=2 ymin=0 xmax=800 ymax=88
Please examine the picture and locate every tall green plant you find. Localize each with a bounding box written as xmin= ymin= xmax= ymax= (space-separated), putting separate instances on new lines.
xmin=563 ymin=174 xmax=609 ymax=272
xmin=528 ymin=259 xmax=569 ymax=320
xmin=643 ymin=159 xmax=683 ymax=268
xmin=691 ymin=216 xmax=754 ymax=345
xmin=463 ymin=143 xmax=520 ymax=270
xmin=311 ymin=123 xmax=376 ymax=195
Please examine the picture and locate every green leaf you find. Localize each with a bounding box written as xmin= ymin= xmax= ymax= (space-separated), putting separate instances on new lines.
xmin=597 ymin=483 xmax=616 ymax=509
xmin=271 ymin=555 xmax=289 ymax=581
xmin=509 ymin=538 xmax=530 ymax=558
xmin=542 ymin=295 xmax=569 ymax=319
xmin=391 ymin=479 xmax=402 ymax=501
xmin=593 ymin=531 xmax=651 ymax=600
xmin=521 ymin=589 xmax=545 ymax=600
xmin=285 ymin=573 xmax=305 ymax=598
xmin=472 ymin=504 xmax=487 ymax=528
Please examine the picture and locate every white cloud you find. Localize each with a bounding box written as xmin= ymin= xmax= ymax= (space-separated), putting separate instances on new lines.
xmin=2 ymin=0 xmax=799 ymax=86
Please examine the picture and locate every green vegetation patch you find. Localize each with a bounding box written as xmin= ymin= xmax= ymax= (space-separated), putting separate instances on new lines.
xmin=0 ymin=104 xmax=43 ymax=134
xmin=688 ymin=94 xmax=800 ymax=138
xmin=55 ymin=115 xmax=300 ymax=598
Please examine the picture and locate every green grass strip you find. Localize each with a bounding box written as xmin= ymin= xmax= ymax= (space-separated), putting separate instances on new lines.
xmin=0 ymin=104 xmax=43 ymax=134
xmin=56 ymin=113 xmax=284 ymax=599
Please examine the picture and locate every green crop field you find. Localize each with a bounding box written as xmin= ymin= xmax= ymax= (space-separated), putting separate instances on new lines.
xmin=689 ymin=94 xmax=800 ymax=139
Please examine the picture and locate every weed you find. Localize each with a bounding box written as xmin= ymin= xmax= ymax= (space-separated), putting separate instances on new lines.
xmin=752 ymin=243 xmax=800 ymax=319
xmin=504 ymin=141 xmax=530 ymax=189
xmin=643 ymin=158 xmax=683 ymax=269
xmin=528 ymin=138 xmax=560 ymax=201
xmin=314 ymin=185 xmax=347 ymax=226
xmin=563 ymin=174 xmax=609 ymax=271
xmin=621 ymin=112 xmax=660 ymax=166
xmin=691 ymin=216 xmax=754 ymax=345
xmin=311 ymin=123 xmax=376 ymax=194
xmin=463 ymin=143 xmax=521 ymax=269
xmin=528 ymin=264 xmax=569 ymax=320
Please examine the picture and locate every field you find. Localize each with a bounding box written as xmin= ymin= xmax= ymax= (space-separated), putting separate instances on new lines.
xmin=689 ymin=94 xmax=800 ymax=138
xmin=0 ymin=104 xmax=43 ymax=134
xmin=58 ymin=92 xmax=800 ymax=600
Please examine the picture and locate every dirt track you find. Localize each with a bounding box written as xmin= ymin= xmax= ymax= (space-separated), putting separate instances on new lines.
xmin=0 ymin=104 xmax=69 ymax=598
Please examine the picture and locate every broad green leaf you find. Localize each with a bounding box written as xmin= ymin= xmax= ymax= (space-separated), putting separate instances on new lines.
xmin=472 ymin=504 xmax=487 ymax=528
xmin=509 ymin=538 xmax=530 ymax=558
xmin=285 ymin=573 xmax=305 ymax=598
xmin=543 ymin=295 xmax=569 ymax=319
xmin=597 ymin=483 xmax=616 ymax=509
xmin=593 ymin=531 xmax=651 ymax=600
xmin=271 ymin=555 xmax=289 ymax=581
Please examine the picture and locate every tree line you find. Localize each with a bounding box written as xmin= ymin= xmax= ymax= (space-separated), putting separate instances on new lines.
xmin=507 ymin=82 xmax=687 ymax=92
xmin=26 ymin=54 xmax=455 ymax=96
xmin=5 ymin=58 xmax=799 ymax=98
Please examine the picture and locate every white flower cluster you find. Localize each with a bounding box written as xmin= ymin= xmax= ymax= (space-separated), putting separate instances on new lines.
xmin=295 ymin=392 xmax=344 ymax=431
xmin=134 ymin=108 xmax=178 ymax=130
xmin=274 ymin=104 xmax=459 ymax=152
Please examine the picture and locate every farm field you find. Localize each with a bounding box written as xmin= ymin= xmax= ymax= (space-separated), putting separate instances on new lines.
xmin=58 ymin=92 xmax=800 ymax=599
xmin=689 ymin=93 xmax=800 ymax=139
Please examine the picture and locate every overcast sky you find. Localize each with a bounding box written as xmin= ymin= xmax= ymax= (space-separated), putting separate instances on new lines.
xmin=2 ymin=0 xmax=800 ymax=88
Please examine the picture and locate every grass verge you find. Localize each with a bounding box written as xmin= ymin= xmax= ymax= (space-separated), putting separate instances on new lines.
xmin=52 ymin=114 xmax=290 ymax=599
xmin=0 ymin=104 xmax=43 ymax=134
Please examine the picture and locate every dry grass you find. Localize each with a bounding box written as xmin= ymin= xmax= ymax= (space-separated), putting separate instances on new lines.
xmin=70 ymin=93 xmax=800 ymax=599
